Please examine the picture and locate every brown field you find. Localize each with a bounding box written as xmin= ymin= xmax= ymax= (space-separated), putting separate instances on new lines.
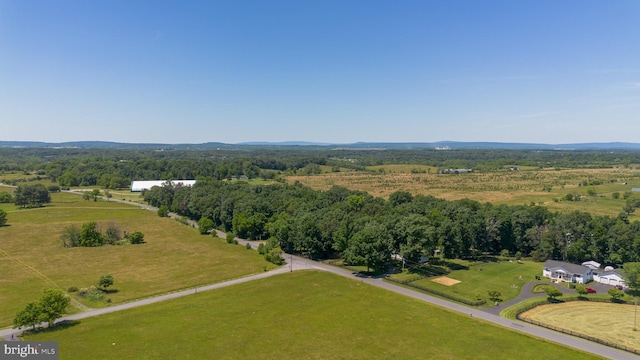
xmin=0 ymin=193 xmax=274 ymax=326
xmin=520 ymin=301 xmax=640 ymax=351
xmin=287 ymin=168 xmax=640 ymax=218
xmin=431 ymin=276 xmax=461 ymax=286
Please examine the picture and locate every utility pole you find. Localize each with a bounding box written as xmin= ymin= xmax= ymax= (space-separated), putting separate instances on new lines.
xmin=635 ymin=297 xmax=637 ymax=331
xmin=290 ymin=254 xmax=293 ymax=272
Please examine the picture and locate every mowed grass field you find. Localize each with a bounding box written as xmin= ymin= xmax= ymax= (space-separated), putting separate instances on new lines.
xmin=0 ymin=192 xmax=274 ymax=326
xmin=391 ymin=259 xmax=541 ymax=305
xmin=23 ymin=271 xmax=598 ymax=360
xmin=520 ymin=301 xmax=640 ymax=352
xmin=287 ymin=167 xmax=640 ymax=218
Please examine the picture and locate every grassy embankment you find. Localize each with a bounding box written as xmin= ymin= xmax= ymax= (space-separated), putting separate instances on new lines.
xmin=0 ymin=191 xmax=274 ymax=327
xmin=22 ymin=271 xmax=598 ymax=360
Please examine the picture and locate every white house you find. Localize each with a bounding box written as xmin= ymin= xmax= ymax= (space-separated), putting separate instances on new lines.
xmin=542 ymin=260 xmax=593 ymax=284
xmin=594 ymin=270 xmax=627 ymax=287
xmin=130 ymin=180 xmax=197 ymax=192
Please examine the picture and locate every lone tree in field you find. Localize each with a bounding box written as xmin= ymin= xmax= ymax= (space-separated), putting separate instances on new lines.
xmin=14 ymin=184 xmax=51 ymax=208
xmin=97 ymin=274 xmax=114 ymax=290
xmin=545 ymin=286 xmax=563 ymax=301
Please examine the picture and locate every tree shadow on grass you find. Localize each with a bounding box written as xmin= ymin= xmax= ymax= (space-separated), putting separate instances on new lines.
xmin=22 ymin=320 xmax=81 ymax=335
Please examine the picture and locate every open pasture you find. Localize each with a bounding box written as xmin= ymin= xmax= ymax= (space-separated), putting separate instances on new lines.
xmin=0 ymin=195 xmax=273 ymax=326
xmin=23 ymin=271 xmax=597 ymax=360
xmin=520 ymin=301 xmax=640 ymax=352
xmin=287 ymin=168 xmax=640 ymax=218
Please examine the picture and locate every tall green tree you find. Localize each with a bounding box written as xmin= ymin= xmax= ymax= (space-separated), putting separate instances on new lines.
xmin=343 ymin=222 xmax=393 ymax=272
xmin=0 ymin=209 xmax=7 ymax=227
xmin=97 ymin=274 xmax=114 ymax=290
xmin=198 ymin=217 xmax=214 ymax=235
xmin=79 ymin=222 xmax=103 ymax=247
xmin=14 ymin=302 xmax=41 ymax=330
xmin=38 ymin=288 xmax=70 ymax=327
xmin=623 ymin=262 xmax=640 ymax=290
xmin=14 ymin=184 xmax=50 ymax=208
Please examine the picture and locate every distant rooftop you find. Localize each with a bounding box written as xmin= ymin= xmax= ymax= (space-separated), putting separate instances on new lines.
xmin=130 ymin=180 xmax=196 ymax=192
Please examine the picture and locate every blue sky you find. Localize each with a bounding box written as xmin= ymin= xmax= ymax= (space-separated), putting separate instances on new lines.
xmin=1 ymin=1 xmax=639 ymax=144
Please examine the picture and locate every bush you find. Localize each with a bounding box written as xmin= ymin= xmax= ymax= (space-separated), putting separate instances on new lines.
xmin=126 ymin=231 xmax=145 ymax=244
xmin=67 ymin=286 xmax=79 ymax=293
xmin=157 ymin=205 xmax=169 ymax=217
xmin=78 ymin=286 xmax=106 ymax=302
xmin=245 ymin=243 xmax=252 ymax=250
xmin=226 ymin=232 xmax=236 ymax=244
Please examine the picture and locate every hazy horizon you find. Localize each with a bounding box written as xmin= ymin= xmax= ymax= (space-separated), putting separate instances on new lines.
xmin=2 ymin=1 xmax=639 ymax=144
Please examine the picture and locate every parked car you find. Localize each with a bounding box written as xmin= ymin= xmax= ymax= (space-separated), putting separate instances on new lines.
xmin=586 ymin=287 xmax=597 ymax=293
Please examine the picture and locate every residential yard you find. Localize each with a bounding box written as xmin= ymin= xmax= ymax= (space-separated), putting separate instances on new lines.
xmin=387 ymin=259 xmax=542 ymax=306
xmin=520 ymin=301 xmax=640 ymax=352
xmin=0 ymin=194 xmax=275 ymax=327
xmin=22 ymin=271 xmax=598 ymax=360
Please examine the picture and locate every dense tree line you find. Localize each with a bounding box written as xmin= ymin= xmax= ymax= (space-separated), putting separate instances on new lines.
xmin=3 ymin=148 xmax=640 ymax=190
xmin=144 ymin=180 xmax=640 ymax=271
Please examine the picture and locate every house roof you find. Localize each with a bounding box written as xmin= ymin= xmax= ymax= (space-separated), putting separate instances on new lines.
xmin=599 ymin=270 xmax=624 ymax=279
xmin=581 ymin=260 xmax=601 ymax=270
xmin=130 ymin=180 xmax=196 ymax=192
xmin=544 ymin=260 xmax=589 ymax=275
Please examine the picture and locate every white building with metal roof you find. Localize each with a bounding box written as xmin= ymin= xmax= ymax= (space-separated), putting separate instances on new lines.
xmin=130 ymin=180 xmax=196 ymax=192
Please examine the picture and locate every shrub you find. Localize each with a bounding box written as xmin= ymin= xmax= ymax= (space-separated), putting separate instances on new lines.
xmin=245 ymin=243 xmax=252 ymax=250
xmin=157 ymin=205 xmax=169 ymax=217
xmin=126 ymin=231 xmax=145 ymax=244
xmin=226 ymin=232 xmax=236 ymax=244
xmin=67 ymin=286 xmax=79 ymax=293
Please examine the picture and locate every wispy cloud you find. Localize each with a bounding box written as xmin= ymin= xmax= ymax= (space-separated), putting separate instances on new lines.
xmin=511 ymin=111 xmax=563 ymax=120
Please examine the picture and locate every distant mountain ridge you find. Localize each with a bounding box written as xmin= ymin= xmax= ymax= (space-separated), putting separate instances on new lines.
xmin=1 ymin=140 xmax=640 ymax=150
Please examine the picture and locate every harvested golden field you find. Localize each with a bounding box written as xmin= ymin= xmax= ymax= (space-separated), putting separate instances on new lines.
xmin=520 ymin=301 xmax=640 ymax=352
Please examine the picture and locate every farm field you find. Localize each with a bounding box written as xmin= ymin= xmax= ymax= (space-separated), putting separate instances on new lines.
xmin=0 ymin=193 xmax=274 ymax=327
xmin=287 ymin=167 xmax=640 ymax=218
xmin=520 ymin=301 xmax=640 ymax=352
xmin=388 ymin=259 xmax=542 ymax=306
xmin=22 ymin=271 xmax=598 ymax=360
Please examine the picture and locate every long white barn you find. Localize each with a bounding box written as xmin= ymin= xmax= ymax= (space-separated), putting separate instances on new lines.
xmin=130 ymin=180 xmax=197 ymax=192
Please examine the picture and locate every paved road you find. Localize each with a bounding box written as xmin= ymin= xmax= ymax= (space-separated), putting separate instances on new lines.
xmin=2 ymin=190 xmax=636 ymax=359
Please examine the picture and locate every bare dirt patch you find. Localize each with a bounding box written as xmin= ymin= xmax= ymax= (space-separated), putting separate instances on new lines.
xmin=432 ymin=276 xmax=461 ymax=286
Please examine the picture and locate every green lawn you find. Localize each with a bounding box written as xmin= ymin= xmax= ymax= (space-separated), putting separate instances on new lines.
xmin=391 ymin=259 xmax=542 ymax=306
xmin=0 ymin=194 xmax=274 ymax=326
xmin=23 ymin=271 xmax=598 ymax=360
